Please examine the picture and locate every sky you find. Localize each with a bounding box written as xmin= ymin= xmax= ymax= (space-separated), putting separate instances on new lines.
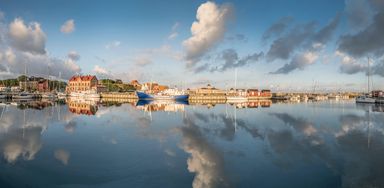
xmin=0 ymin=0 xmax=384 ymax=92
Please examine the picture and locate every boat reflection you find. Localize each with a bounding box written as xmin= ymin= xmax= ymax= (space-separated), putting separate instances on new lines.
xmin=135 ymin=100 xmax=188 ymax=112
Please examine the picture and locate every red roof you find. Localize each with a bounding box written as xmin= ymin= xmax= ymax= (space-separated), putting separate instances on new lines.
xmin=69 ymin=75 xmax=97 ymax=82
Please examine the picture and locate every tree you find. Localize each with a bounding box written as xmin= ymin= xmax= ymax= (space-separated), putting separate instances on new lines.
xmin=18 ymin=75 xmax=28 ymax=82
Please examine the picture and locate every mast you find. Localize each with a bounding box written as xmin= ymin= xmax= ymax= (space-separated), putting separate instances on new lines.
xmin=24 ymin=63 xmax=27 ymax=92
xmin=368 ymin=57 xmax=370 ymax=94
xmin=234 ymin=68 xmax=238 ymax=90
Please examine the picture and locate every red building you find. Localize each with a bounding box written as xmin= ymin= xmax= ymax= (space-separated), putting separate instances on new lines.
xmin=260 ymin=90 xmax=272 ymax=98
xmin=247 ymin=89 xmax=259 ymax=97
xmin=372 ymin=90 xmax=383 ymax=98
xmin=38 ymin=80 xmax=49 ymax=92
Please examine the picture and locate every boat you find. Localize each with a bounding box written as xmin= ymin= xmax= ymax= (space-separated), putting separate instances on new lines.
xmin=57 ymin=92 xmax=67 ymax=99
xmin=0 ymin=94 xmax=6 ymax=99
xmin=356 ymin=57 xmax=375 ymax=104
xmin=226 ymin=96 xmax=248 ymax=103
xmin=13 ymin=92 xmax=34 ymax=99
xmin=69 ymin=90 xmax=100 ymax=99
xmin=226 ymin=69 xmax=248 ymax=103
xmin=356 ymin=95 xmax=376 ymax=103
xmin=136 ymin=88 xmax=189 ymax=101
xmin=41 ymin=93 xmax=57 ymax=99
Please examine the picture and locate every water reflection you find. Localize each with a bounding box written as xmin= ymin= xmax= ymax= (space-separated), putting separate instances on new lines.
xmin=0 ymin=99 xmax=383 ymax=187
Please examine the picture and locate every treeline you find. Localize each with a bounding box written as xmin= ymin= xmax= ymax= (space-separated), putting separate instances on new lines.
xmin=0 ymin=75 xmax=67 ymax=90
xmin=0 ymin=75 xmax=26 ymax=87
xmin=100 ymin=79 xmax=136 ymax=92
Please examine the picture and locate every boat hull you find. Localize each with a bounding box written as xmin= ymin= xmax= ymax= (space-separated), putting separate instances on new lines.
xmin=136 ymin=91 xmax=189 ymax=101
xmin=356 ymin=96 xmax=376 ymax=103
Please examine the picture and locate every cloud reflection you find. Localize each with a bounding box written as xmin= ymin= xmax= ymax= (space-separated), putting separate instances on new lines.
xmin=178 ymin=118 xmax=230 ymax=188
xmin=54 ymin=149 xmax=70 ymax=165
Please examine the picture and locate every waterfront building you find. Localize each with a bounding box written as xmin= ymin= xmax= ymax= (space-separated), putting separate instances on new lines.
xmin=191 ymin=84 xmax=226 ymax=96
xmin=0 ymin=86 xmax=7 ymax=92
xmin=130 ymin=80 xmax=142 ymax=90
xmin=372 ymin=90 xmax=383 ymax=98
xmin=66 ymin=75 xmax=103 ymax=93
xmin=19 ymin=80 xmax=38 ymax=91
xmin=38 ymin=80 xmax=49 ymax=92
xmin=247 ymin=89 xmax=259 ymax=97
xmin=260 ymin=90 xmax=272 ymax=98
xmin=141 ymin=82 xmax=169 ymax=93
xmin=227 ymin=88 xmax=247 ymax=97
xmin=11 ymin=86 xmax=20 ymax=92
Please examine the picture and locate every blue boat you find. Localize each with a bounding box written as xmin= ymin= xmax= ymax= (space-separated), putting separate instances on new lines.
xmin=136 ymin=90 xmax=189 ymax=101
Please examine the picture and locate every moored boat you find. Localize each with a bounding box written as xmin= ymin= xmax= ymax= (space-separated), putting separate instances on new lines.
xmin=226 ymin=96 xmax=248 ymax=103
xmin=69 ymin=90 xmax=100 ymax=99
xmin=136 ymin=88 xmax=189 ymax=101
xmin=13 ymin=92 xmax=34 ymax=99
xmin=356 ymin=57 xmax=376 ymax=104
xmin=41 ymin=93 xmax=57 ymax=99
xmin=0 ymin=94 xmax=6 ymax=99
xmin=356 ymin=95 xmax=376 ymax=103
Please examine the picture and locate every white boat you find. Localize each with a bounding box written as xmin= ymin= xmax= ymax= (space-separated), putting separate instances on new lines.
xmin=41 ymin=93 xmax=57 ymax=99
xmin=356 ymin=57 xmax=375 ymax=104
xmin=69 ymin=90 xmax=100 ymax=99
xmin=226 ymin=96 xmax=248 ymax=103
xmin=356 ymin=95 xmax=376 ymax=103
xmin=13 ymin=92 xmax=34 ymax=99
xmin=57 ymin=92 xmax=67 ymax=99
xmin=226 ymin=68 xmax=248 ymax=103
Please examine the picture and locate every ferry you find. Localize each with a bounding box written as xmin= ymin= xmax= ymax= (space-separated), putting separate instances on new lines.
xmin=136 ymin=88 xmax=189 ymax=101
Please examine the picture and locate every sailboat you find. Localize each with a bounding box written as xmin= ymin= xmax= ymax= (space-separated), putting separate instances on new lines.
xmin=226 ymin=69 xmax=248 ymax=103
xmin=41 ymin=66 xmax=57 ymax=99
xmin=13 ymin=64 xmax=33 ymax=100
xmin=56 ymin=72 xmax=67 ymax=99
xmin=356 ymin=57 xmax=376 ymax=103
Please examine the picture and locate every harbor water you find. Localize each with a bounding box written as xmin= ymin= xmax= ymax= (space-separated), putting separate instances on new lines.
xmin=0 ymin=99 xmax=383 ymax=188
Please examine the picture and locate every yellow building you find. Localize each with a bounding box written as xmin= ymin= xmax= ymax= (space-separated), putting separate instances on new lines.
xmin=66 ymin=75 xmax=98 ymax=93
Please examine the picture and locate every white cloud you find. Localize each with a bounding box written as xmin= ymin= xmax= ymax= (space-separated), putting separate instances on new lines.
xmin=60 ymin=19 xmax=75 ymax=34
xmin=105 ymin=40 xmax=121 ymax=49
xmin=168 ymin=22 xmax=179 ymax=40
xmin=183 ymin=1 xmax=233 ymax=68
xmin=8 ymin=18 xmax=46 ymax=54
xmin=67 ymin=50 xmax=80 ymax=61
xmin=0 ymin=11 xmax=4 ymax=21
xmin=93 ymin=65 xmax=111 ymax=77
xmin=135 ymin=56 xmax=152 ymax=67
xmin=0 ymin=17 xmax=81 ymax=79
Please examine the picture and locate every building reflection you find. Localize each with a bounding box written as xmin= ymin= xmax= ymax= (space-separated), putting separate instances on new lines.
xmin=67 ymin=98 xmax=98 ymax=115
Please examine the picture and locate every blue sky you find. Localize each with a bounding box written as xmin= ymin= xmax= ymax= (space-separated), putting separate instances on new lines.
xmin=0 ymin=0 xmax=383 ymax=91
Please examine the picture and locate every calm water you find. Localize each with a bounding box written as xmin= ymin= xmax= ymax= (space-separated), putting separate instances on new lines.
xmin=0 ymin=99 xmax=384 ymax=188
